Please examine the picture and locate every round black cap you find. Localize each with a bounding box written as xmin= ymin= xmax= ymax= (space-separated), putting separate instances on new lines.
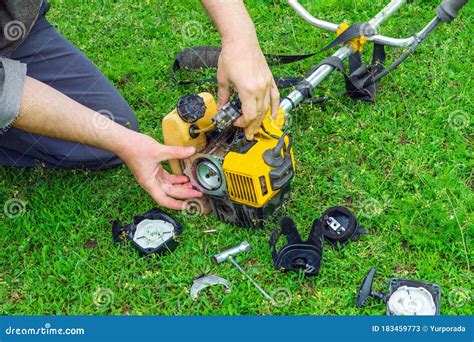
xmin=176 ymin=94 xmax=206 ymax=123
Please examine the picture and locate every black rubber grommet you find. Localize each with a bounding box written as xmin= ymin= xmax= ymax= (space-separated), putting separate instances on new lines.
xmin=189 ymin=124 xmax=200 ymax=138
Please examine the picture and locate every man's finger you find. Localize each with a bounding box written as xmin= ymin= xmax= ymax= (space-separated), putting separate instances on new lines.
xmin=234 ymin=97 xmax=257 ymax=129
xmin=162 ymin=172 xmax=189 ymax=184
xmin=236 ymin=99 xmax=259 ymax=140
xmin=217 ymin=79 xmax=231 ymax=109
xmin=270 ymin=80 xmax=280 ymax=119
xmin=148 ymin=187 xmax=186 ymax=210
xmin=256 ymin=88 xmax=266 ymax=120
xmin=263 ymin=86 xmax=271 ymax=118
xmin=159 ymin=145 xmax=196 ymax=162
xmin=244 ymin=87 xmax=268 ymax=140
xmin=182 ymin=182 xmax=194 ymax=189
xmin=162 ymin=183 xmax=203 ymax=199
xmin=159 ymin=197 xmax=187 ymax=210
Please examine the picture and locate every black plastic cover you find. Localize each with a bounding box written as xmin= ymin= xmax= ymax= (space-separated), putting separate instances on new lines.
xmin=322 ymin=206 xmax=368 ymax=246
xmin=176 ymin=94 xmax=206 ymax=123
xmin=269 ymin=217 xmax=324 ymax=276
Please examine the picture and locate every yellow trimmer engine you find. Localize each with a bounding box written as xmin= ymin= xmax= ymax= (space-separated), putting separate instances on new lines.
xmin=162 ymin=92 xmax=294 ymax=227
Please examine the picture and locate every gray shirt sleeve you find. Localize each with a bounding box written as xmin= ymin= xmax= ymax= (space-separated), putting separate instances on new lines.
xmin=0 ymin=57 xmax=27 ymax=130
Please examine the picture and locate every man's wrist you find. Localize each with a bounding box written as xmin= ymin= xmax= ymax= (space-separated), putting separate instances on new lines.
xmin=201 ymin=0 xmax=258 ymax=48
xmin=220 ymin=21 xmax=258 ymax=48
xmin=103 ymin=122 xmax=141 ymax=160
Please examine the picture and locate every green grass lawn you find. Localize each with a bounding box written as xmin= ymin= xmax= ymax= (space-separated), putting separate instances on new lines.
xmin=1 ymin=0 xmax=472 ymax=315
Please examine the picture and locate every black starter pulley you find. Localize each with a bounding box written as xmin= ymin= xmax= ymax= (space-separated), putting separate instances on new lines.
xmin=321 ymin=206 xmax=368 ymax=246
xmin=112 ymin=208 xmax=183 ymax=256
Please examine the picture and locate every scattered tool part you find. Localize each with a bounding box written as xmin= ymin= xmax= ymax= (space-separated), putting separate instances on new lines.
xmin=212 ymin=241 xmax=251 ymax=264
xmin=190 ymin=274 xmax=231 ymax=300
xmin=203 ymin=229 xmax=217 ymax=234
xmin=321 ymin=206 xmax=368 ymax=247
xmin=357 ymin=267 xmax=441 ymax=315
xmin=112 ymin=208 xmax=183 ymax=256
xmin=213 ymin=242 xmax=274 ymax=302
xmin=269 ymin=217 xmax=324 ymax=276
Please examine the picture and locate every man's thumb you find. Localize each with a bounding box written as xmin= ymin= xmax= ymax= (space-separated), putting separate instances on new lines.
xmin=160 ymin=145 xmax=196 ymax=161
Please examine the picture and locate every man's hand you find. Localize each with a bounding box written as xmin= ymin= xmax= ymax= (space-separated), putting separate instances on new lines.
xmin=15 ymin=77 xmax=202 ymax=211
xmin=217 ymin=39 xmax=279 ymax=140
xmin=116 ymin=133 xmax=202 ymax=210
xmin=201 ymin=0 xmax=280 ymax=140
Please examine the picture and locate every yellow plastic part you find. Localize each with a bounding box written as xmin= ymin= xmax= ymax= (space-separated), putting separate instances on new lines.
xmin=162 ymin=92 xmax=217 ymax=174
xmin=223 ymin=108 xmax=294 ymax=208
xmin=336 ymin=21 xmax=367 ymax=52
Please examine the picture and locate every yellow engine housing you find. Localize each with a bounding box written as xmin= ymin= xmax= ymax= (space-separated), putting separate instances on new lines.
xmin=162 ymin=93 xmax=294 ymax=226
xmin=222 ymin=115 xmax=293 ymax=208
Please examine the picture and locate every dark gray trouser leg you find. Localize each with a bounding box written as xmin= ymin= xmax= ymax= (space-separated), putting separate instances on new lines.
xmin=0 ymin=3 xmax=138 ymax=170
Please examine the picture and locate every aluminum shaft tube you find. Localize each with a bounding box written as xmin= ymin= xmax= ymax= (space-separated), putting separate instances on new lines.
xmin=287 ymin=0 xmax=339 ymax=32
xmin=281 ymin=0 xmax=407 ymax=113
xmin=288 ymin=0 xmax=422 ymax=48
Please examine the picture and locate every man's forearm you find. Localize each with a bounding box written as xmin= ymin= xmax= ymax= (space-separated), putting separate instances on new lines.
xmin=200 ymin=0 xmax=258 ymax=47
xmin=11 ymin=76 xmax=201 ymax=210
xmin=14 ymin=76 xmax=135 ymax=157
xmin=200 ymin=0 xmax=279 ymax=140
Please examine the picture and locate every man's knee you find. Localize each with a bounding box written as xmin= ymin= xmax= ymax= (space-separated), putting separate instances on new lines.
xmin=39 ymin=139 xmax=123 ymax=170
xmin=91 ymin=92 xmax=139 ymax=133
xmin=108 ymin=99 xmax=139 ymax=132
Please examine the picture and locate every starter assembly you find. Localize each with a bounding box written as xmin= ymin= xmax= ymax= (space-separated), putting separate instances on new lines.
xmin=269 ymin=217 xmax=324 ymax=276
xmin=112 ymin=208 xmax=183 ymax=256
xmin=162 ymin=93 xmax=294 ymax=228
xmin=357 ymin=267 xmax=441 ymax=315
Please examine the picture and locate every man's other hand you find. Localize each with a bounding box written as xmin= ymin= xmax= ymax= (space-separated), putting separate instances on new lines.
xmin=117 ymin=133 xmax=202 ymax=210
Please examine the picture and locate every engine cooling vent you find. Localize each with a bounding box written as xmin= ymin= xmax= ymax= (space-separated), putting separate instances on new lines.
xmin=225 ymin=171 xmax=258 ymax=205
